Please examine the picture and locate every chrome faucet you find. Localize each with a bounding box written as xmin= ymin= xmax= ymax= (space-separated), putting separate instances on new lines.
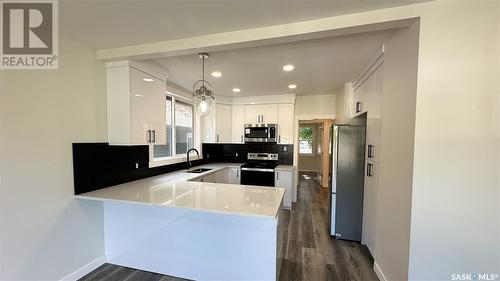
xmin=186 ymin=148 xmax=199 ymax=169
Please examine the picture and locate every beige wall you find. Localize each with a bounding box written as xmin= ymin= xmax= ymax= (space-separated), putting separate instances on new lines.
xmin=408 ymin=2 xmax=499 ymax=280
xmin=295 ymin=94 xmax=335 ymax=116
xmin=0 ymin=36 xmax=107 ymax=280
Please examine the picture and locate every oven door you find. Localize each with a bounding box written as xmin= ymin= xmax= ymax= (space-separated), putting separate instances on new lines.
xmin=240 ymin=168 xmax=275 ymax=187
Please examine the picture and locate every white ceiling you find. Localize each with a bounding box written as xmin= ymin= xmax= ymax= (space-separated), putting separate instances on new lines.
xmin=60 ymin=0 xmax=425 ymax=49
xmin=153 ymin=30 xmax=394 ymax=97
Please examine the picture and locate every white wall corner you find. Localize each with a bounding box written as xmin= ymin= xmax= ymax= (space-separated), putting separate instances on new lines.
xmin=59 ymin=256 xmax=106 ymax=281
xmin=374 ymin=261 xmax=389 ymax=281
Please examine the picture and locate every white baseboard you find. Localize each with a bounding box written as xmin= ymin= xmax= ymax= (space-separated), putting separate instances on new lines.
xmin=60 ymin=256 xmax=106 ymax=281
xmin=374 ymin=261 xmax=388 ymax=281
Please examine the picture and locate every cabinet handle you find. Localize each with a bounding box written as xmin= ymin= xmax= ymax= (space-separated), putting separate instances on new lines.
xmin=217 ymin=134 xmax=220 ymax=142
xmin=152 ymin=130 xmax=156 ymax=143
xmin=279 ymin=135 xmax=281 ymax=143
xmin=276 ymin=171 xmax=279 ymax=180
xmin=236 ymin=169 xmax=239 ymax=178
xmin=241 ymin=135 xmax=243 ymax=143
xmin=261 ymin=115 xmax=264 ymax=123
xmin=367 ymin=163 xmax=373 ymax=177
xmin=356 ymin=102 xmax=362 ymax=113
xmin=368 ymin=145 xmax=374 ymax=158
xmin=147 ymin=130 xmax=152 ymax=143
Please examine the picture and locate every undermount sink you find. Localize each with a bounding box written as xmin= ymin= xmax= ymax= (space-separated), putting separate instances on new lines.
xmin=186 ymin=168 xmax=212 ymax=174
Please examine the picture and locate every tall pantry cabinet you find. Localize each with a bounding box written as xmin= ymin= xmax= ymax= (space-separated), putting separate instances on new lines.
xmin=352 ymin=50 xmax=384 ymax=259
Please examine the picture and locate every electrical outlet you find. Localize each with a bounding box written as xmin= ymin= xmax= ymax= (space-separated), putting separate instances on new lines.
xmin=235 ymin=153 xmax=238 ymax=157
xmin=135 ymin=162 xmax=139 ymax=169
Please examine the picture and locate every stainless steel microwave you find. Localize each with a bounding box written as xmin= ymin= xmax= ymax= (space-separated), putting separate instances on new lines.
xmin=244 ymin=124 xmax=277 ymax=143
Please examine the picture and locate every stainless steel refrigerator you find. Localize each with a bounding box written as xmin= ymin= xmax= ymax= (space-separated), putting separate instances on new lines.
xmin=329 ymin=114 xmax=366 ymax=241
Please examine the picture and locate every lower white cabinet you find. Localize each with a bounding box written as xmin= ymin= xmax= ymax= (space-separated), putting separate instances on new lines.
xmin=275 ymin=170 xmax=292 ymax=209
xmin=227 ymin=167 xmax=241 ymax=184
xmin=194 ymin=168 xmax=230 ymax=184
xmin=215 ymin=169 xmax=228 ymax=184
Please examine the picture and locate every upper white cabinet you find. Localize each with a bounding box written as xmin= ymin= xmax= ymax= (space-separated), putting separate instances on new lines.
xmin=107 ymin=61 xmax=167 ymax=145
xmin=277 ymin=103 xmax=294 ymax=144
xmin=206 ymin=94 xmax=296 ymax=144
xmin=353 ymin=82 xmax=366 ymax=116
xmin=231 ymin=104 xmax=245 ymax=143
xmin=215 ymin=103 xmax=232 ymax=143
xmin=244 ymin=104 xmax=278 ymax=124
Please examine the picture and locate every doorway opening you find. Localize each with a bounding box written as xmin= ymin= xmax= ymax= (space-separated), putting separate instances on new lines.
xmin=297 ymin=119 xmax=333 ymax=188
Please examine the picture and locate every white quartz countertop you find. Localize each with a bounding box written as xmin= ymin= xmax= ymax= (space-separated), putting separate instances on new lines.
xmin=276 ymin=165 xmax=294 ymax=171
xmin=75 ymin=163 xmax=285 ymax=219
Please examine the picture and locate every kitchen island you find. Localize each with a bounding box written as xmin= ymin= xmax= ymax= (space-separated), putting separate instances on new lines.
xmin=76 ymin=163 xmax=286 ymax=281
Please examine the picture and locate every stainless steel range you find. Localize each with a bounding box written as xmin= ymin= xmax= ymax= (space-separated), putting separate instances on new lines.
xmin=240 ymin=153 xmax=279 ymax=187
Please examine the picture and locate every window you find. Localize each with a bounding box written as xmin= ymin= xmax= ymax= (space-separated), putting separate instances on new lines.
xmin=153 ymin=93 xmax=194 ymax=160
xmin=174 ymin=100 xmax=193 ymax=155
xmin=299 ymin=127 xmax=313 ymax=154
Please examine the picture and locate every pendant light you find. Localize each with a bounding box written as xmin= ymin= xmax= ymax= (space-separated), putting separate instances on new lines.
xmin=192 ymin=52 xmax=215 ymax=117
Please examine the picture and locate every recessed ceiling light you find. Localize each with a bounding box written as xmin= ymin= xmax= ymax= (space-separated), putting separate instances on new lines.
xmin=283 ymin=64 xmax=294 ymax=72
xmin=232 ymin=88 xmax=241 ymax=93
xmin=143 ymin=78 xmax=154 ymax=82
xmin=211 ymin=71 xmax=222 ymax=78
xmin=135 ymin=94 xmax=143 ymax=97
xmin=288 ymin=84 xmax=297 ymax=89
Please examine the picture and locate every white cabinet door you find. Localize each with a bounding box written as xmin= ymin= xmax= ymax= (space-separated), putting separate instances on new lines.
xmin=275 ymin=170 xmax=292 ymax=209
xmin=362 ymin=160 xmax=378 ymax=256
xmin=202 ymin=173 xmax=217 ymax=183
xmin=278 ymin=103 xmax=294 ymax=144
xmin=259 ymin=104 xmax=278 ymax=124
xmin=203 ymin=105 xmax=216 ymax=143
xmin=244 ymin=105 xmax=260 ymax=124
xmin=227 ymin=167 xmax=241 ymax=184
xmin=149 ymin=75 xmax=167 ymax=145
xmin=215 ymin=168 xmax=228 ymax=184
xmin=215 ymin=104 xmax=232 ymax=143
xmin=362 ymin=63 xmax=383 ymax=258
xmin=231 ymin=105 xmax=245 ymax=143
xmin=353 ymin=82 xmax=366 ymax=116
xmin=130 ymin=68 xmax=152 ymax=145
xmin=244 ymin=104 xmax=278 ymax=124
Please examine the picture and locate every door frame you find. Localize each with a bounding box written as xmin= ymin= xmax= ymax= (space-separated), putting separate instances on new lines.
xmin=293 ymin=114 xmax=335 ymax=202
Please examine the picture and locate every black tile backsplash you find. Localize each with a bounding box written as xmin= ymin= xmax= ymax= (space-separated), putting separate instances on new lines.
xmin=202 ymin=143 xmax=293 ymax=165
xmin=72 ymin=143 xmax=206 ymax=195
xmin=73 ymin=142 xmax=293 ymax=195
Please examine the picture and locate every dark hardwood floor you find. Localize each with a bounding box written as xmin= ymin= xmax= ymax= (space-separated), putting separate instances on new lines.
xmin=278 ymin=172 xmax=378 ymax=281
xmin=79 ymin=172 xmax=378 ymax=281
